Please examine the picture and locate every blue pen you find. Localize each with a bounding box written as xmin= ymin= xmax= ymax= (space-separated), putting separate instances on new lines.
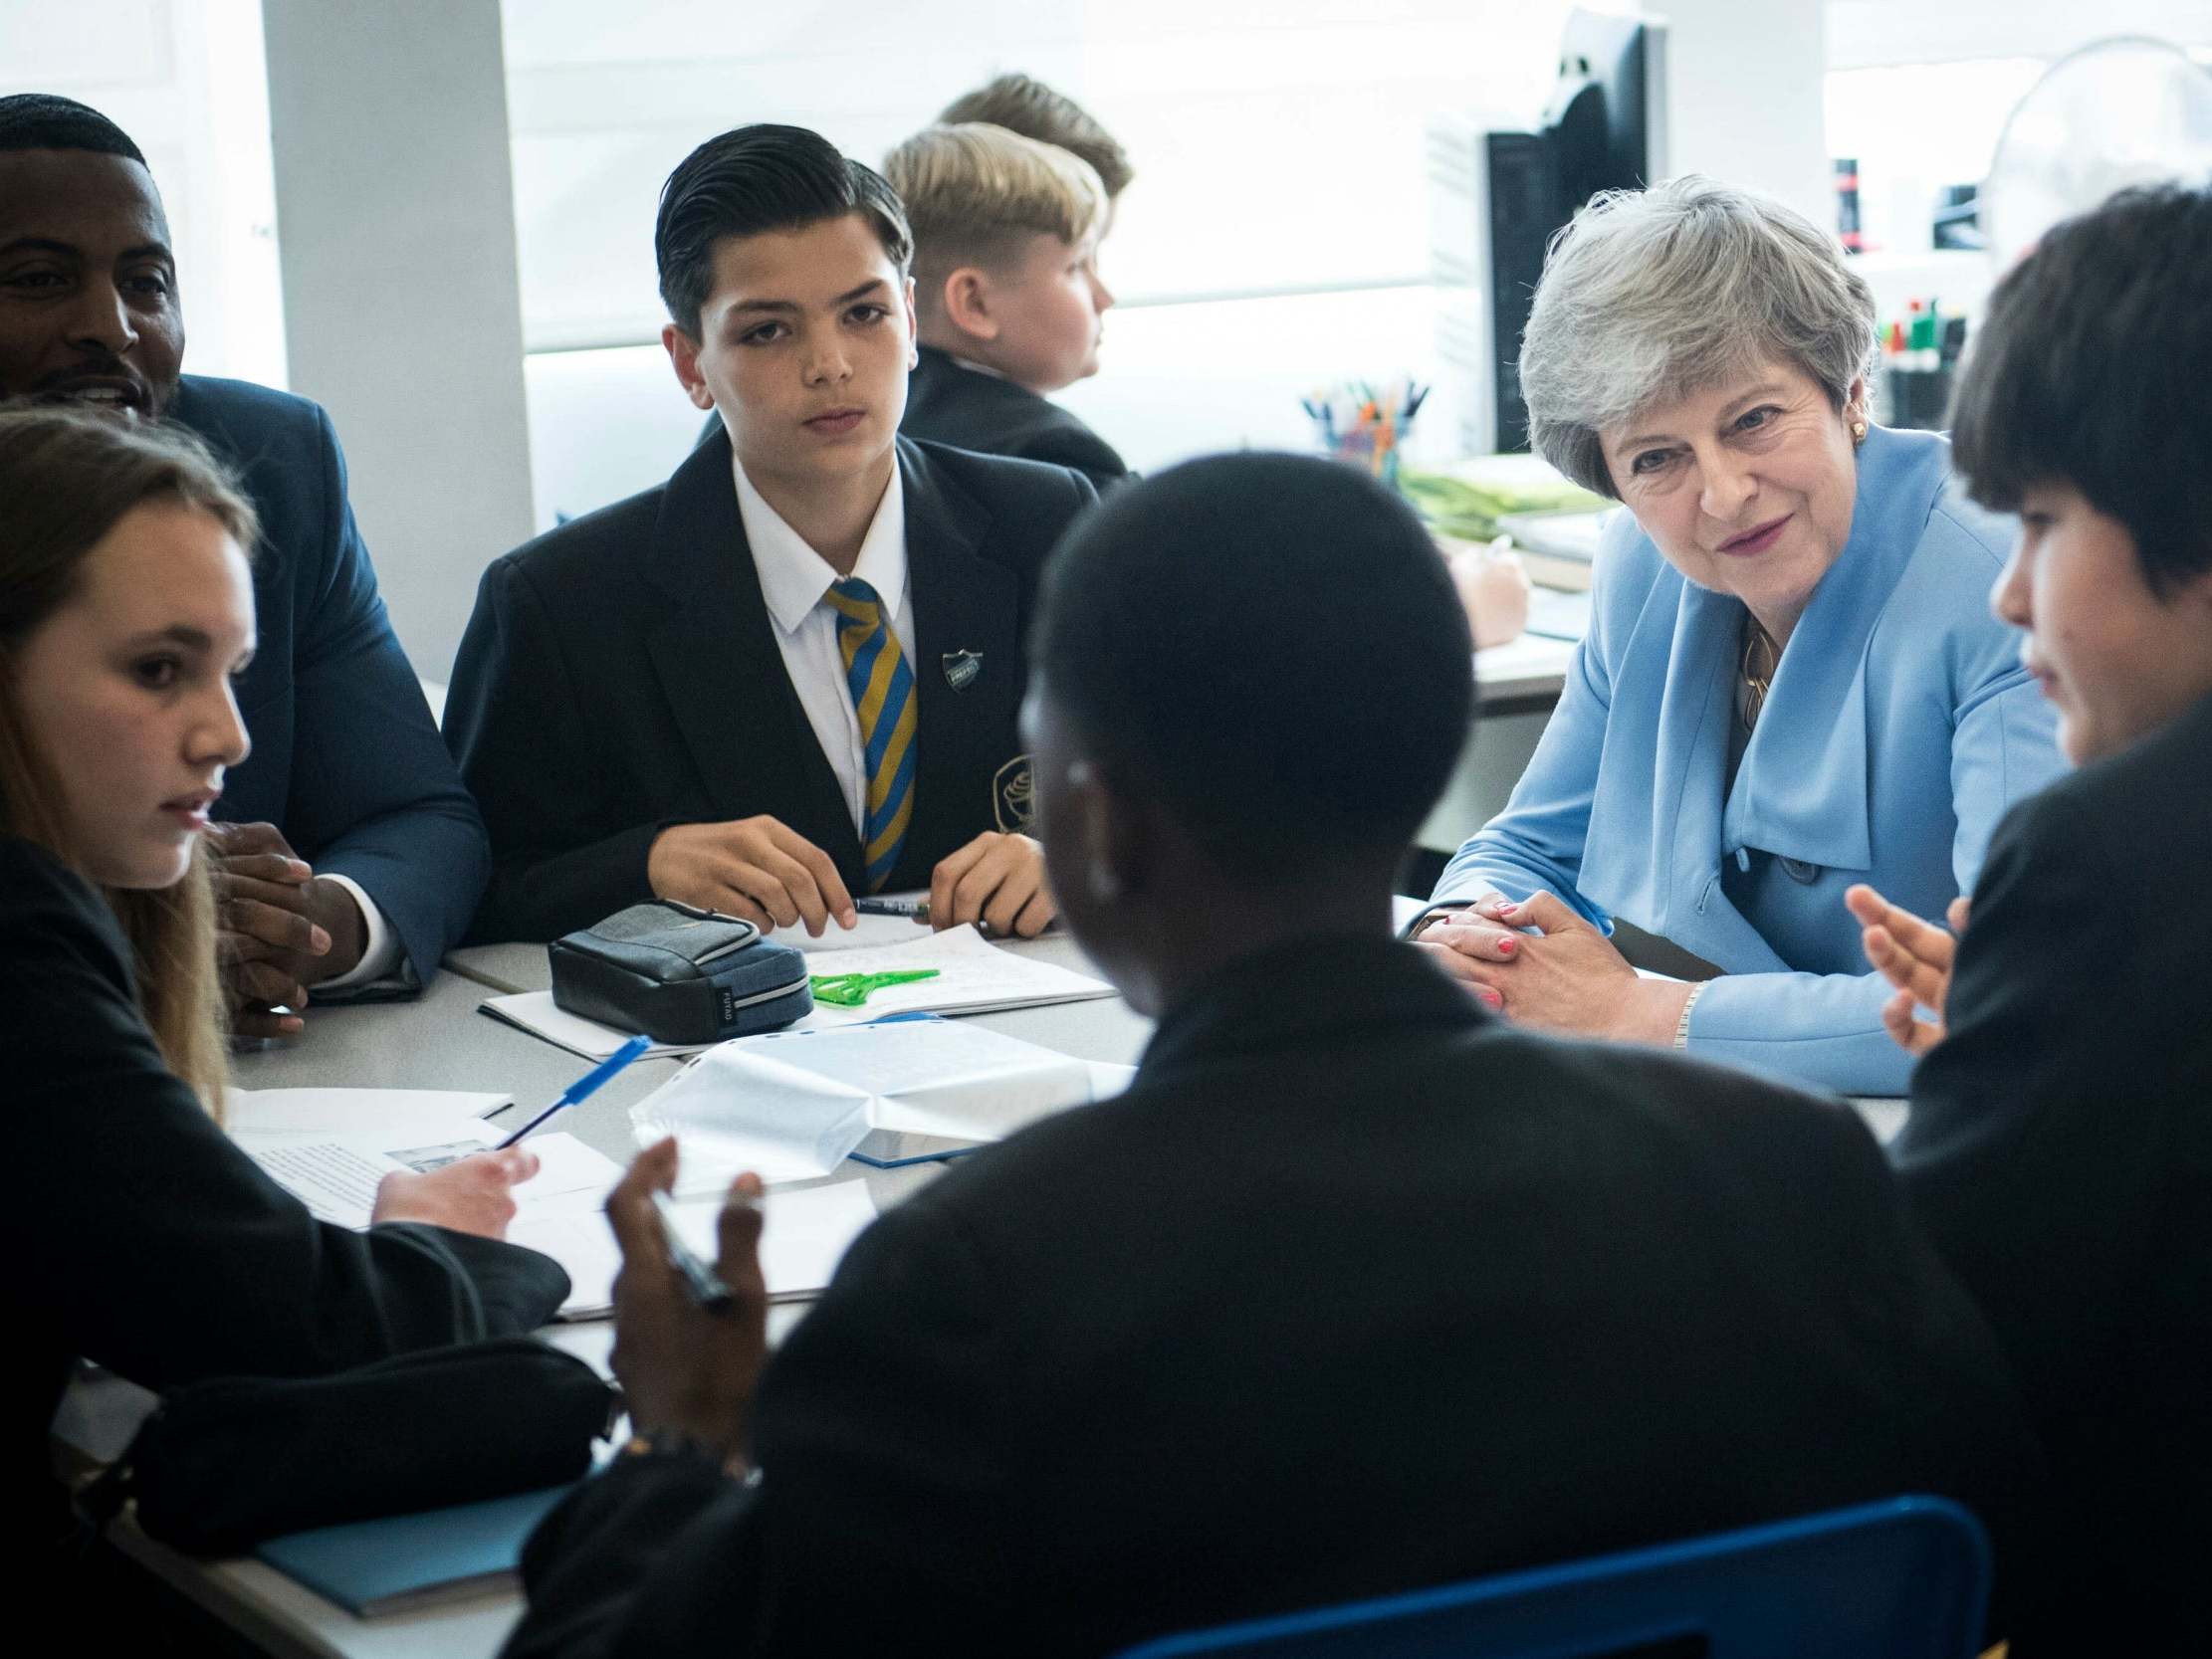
xmin=496 ymin=1034 xmax=652 ymax=1149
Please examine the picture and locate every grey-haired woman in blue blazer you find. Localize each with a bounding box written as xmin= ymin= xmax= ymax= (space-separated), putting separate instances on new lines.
xmin=1414 ymin=178 xmax=2063 ymax=1096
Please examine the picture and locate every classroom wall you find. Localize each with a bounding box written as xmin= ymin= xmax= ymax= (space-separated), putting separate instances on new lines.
xmin=260 ymin=0 xmax=536 ymax=683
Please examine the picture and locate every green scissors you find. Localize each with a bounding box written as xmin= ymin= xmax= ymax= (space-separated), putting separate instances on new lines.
xmin=808 ymin=968 xmax=942 ymax=1008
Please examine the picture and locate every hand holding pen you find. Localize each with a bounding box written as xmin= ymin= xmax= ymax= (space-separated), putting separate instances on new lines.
xmin=603 ymin=1138 xmax=770 ymax=1468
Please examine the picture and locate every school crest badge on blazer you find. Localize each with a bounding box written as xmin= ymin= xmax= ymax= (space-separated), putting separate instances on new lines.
xmin=994 ymin=755 xmax=1034 ymax=833
xmin=942 ymin=649 xmax=984 ymax=691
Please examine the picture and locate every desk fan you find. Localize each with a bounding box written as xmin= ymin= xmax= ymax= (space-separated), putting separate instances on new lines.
xmin=1982 ymin=35 xmax=2212 ymax=270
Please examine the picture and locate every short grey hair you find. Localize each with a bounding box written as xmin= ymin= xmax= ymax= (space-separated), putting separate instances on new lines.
xmin=1519 ymin=175 xmax=1879 ymax=498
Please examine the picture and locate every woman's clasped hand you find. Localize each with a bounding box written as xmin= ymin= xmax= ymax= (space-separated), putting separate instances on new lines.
xmin=1416 ymin=892 xmax=1693 ymax=1044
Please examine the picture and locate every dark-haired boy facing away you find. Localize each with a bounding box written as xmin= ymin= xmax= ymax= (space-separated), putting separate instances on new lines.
xmin=502 ymin=453 xmax=2051 ymax=1659
xmin=885 ymin=122 xmax=1125 ymax=489
xmin=447 ymin=125 xmax=1094 ymax=943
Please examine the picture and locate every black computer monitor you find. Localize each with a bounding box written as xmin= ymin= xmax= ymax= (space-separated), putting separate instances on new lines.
xmin=1544 ymin=9 xmax=1664 ymax=211
xmin=1430 ymin=9 xmax=1668 ymax=453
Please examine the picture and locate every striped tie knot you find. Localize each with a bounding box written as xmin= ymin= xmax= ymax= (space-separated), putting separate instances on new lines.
xmin=825 ymin=577 xmax=917 ymax=891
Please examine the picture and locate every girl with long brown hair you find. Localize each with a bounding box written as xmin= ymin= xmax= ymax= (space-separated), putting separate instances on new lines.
xmin=0 ymin=406 xmax=566 ymax=1590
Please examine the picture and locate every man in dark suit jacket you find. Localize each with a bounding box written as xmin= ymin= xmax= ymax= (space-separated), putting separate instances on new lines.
xmin=0 ymin=95 xmax=489 ymax=1031
xmin=450 ymin=125 xmax=1094 ymax=943
xmin=1848 ymin=183 xmax=2212 ymax=1652
xmin=503 ymin=454 xmax=2050 ymax=1659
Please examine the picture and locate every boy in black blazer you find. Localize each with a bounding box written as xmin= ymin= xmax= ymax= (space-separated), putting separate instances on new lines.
xmin=448 ymin=126 xmax=1095 ymax=943
xmin=503 ymin=455 xmax=2051 ymax=1659
xmin=882 ymin=121 xmax=1127 ymax=487
xmin=1849 ymin=183 xmax=2212 ymax=1652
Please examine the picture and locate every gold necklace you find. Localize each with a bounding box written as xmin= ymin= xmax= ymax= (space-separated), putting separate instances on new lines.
xmin=1740 ymin=617 xmax=1779 ymax=732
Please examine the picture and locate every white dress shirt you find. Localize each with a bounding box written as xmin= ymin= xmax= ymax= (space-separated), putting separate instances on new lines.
xmin=315 ymin=874 xmax=407 ymax=993
xmin=733 ymin=454 xmax=914 ymax=839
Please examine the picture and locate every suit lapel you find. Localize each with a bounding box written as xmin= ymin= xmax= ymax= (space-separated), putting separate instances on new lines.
xmin=1723 ymin=427 xmax=1940 ymax=875
xmin=640 ymin=431 xmax=860 ymax=869
xmin=895 ymin=439 xmax=1023 ymax=880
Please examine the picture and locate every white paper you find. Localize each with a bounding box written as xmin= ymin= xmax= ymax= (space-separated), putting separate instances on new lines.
xmin=794 ymin=926 xmax=1113 ymax=1027
xmin=774 ymin=895 xmax=937 ymax=955
xmin=513 ymin=1178 xmax=879 ymax=1319
xmin=249 ymin=1140 xmax=400 ymax=1225
xmin=244 ymin=1119 xmax=624 ymax=1233
xmin=511 ymin=1133 xmax=628 ymax=1205
xmin=479 ymin=991 xmax=710 ymax=1060
xmin=629 ymin=1047 xmax=874 ymax=1186
xmin=227 ymin=1087 xmax=513 ymax=1134
xmin=631 ymin=1016 xmax=1106 ymax=1191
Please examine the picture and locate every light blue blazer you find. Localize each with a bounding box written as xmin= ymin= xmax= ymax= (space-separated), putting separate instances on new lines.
xmin=1436 ymin=426 xmax=2064 ymax=1095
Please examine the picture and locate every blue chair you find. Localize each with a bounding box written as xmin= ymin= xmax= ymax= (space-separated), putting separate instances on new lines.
xmin=1114 ymin=1497 xmax=1990 ymax=1659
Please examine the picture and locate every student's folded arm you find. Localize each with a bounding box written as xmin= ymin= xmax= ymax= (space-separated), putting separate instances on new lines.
xmin=0 ymin=848 xmax=565 ymax=1388
xmin=446 ymin=557 xmax=662 ymax=942
xmin=1432 ymin=626 xmax=1614 ymax=928
xmin=1682 ymin=965 xmax=1912 ymax=1096
xmin=507 ymin=1201 xmax=1023 ymax=1657
xmin=282 ymin=403 xmax=491 ymax=982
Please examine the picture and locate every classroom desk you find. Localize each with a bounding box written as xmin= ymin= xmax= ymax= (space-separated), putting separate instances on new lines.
xmin=62 ymin=933 xmax=1903 ymax=1658
xmin=1471 ymin=629 xmax=1580 ymax=718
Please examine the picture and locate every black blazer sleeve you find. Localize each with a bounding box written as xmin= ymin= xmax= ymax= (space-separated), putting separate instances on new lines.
xmin=275 ymin=401 xmax=491 ymax=984
xmin=1892 ymin=788 xmax=2166 ymax=1417
xmin=1818 ymin=1096 xmax=2054 ymax=1644
xmin=506 ymin=1199 xmax=1021 ymax=1658
xmin=0 ymin=840 xmax=566 ymax=1384
xmin=446 ymin=554 xmax=668 ymax=942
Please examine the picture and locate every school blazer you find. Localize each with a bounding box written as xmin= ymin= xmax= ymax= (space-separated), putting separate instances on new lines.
xmin=1436 ymin=426 xmax=2064 ymax=1095
xmin=167 ymin=375 xmax=491 ymax=986
xmin=502 ymin=937 xmax=2051 ymax=1658
xmin=0 ymin=836 xmax=565 ymax=1560
xmin=445 ymin=433 xmax=1097 ymax=942
xmin=901 ymin=344 xmax=1128 ymax=488
xmin=1894 ymin=687 xmax=2212 ymax=1652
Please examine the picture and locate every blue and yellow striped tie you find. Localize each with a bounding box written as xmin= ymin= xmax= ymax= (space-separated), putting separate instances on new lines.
xmin=824 ymin=577 xmax=917 ymax=891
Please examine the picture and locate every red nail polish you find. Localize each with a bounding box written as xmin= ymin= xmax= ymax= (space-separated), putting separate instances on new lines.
xmin=1495 ymin=903 xmax=1517 ymax=918
xmin=1479 ymin=989 xmax=1503 ymax=1008
xmin=1496 ymin=936 xmax=1517 ymax=954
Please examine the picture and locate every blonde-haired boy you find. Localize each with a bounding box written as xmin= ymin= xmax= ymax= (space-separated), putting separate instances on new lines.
xmin=883 ymin=122 xmax=1126 ymax=486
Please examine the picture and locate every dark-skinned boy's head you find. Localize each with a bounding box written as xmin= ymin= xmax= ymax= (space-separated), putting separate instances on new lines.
xmin=1023 ymin=452 xmax=1472 ymax=1011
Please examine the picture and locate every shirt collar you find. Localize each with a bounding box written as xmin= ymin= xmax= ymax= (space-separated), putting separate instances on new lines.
xmin=732 ymin=452 xmax=907 ymax=638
